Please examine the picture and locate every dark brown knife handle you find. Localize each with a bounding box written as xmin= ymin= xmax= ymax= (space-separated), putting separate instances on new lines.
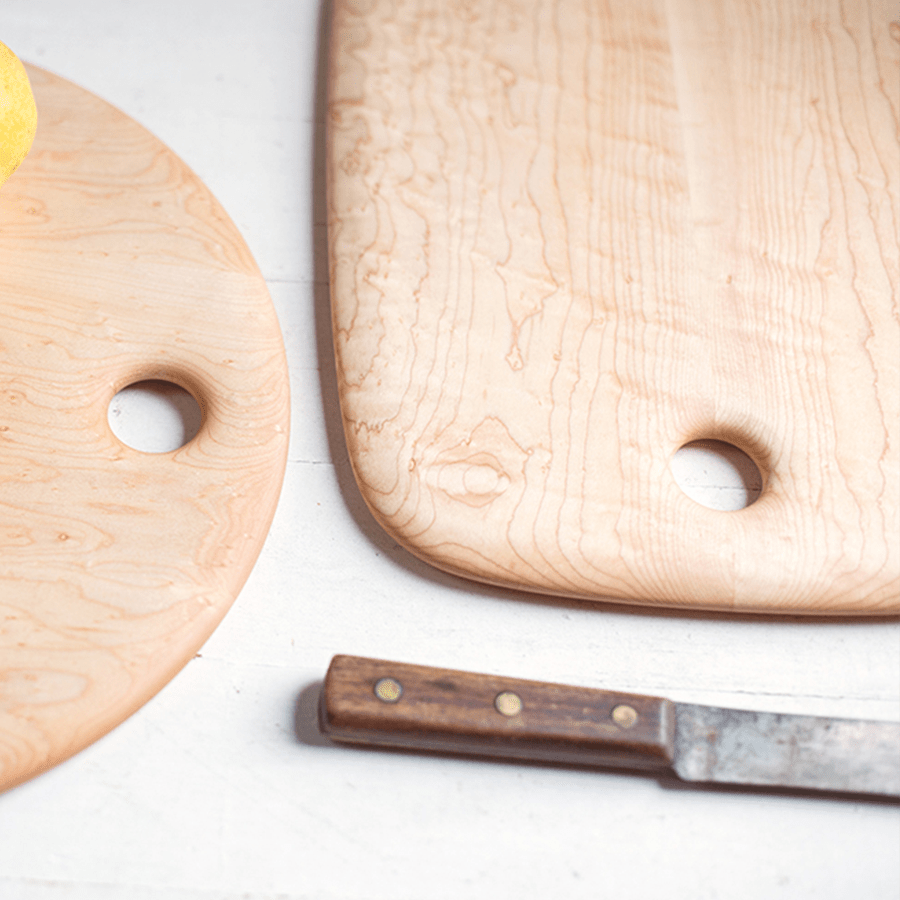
xmin=319 ymin=655 xmax=676 ymax=772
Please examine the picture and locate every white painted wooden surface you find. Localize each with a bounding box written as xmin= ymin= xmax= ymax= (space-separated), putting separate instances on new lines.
xmin=1 ymin=2 xmax=898 ymax=898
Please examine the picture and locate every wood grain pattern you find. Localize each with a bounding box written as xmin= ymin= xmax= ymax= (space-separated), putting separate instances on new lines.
xmin=320 ymin=655 xmax=675 ymax=771
xmin=0 ymin=66 xmax=290 ymax=791
xmin=327 ymin=0 xmax=899 ymax=613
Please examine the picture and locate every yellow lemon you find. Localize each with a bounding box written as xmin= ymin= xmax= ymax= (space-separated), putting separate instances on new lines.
xmin=0 ymin=40 xmax=37 ymax=187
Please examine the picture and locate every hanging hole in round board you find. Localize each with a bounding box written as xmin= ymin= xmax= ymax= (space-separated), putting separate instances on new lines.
xmin=108 ymin=380 xmax=203 ymax=453
xmin=671 ymin=439 xmax=763 ymax=511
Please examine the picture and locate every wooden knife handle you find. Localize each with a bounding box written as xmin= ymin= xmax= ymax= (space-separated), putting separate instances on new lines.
xmin=319 ymin=655 xmax=676 ymax=772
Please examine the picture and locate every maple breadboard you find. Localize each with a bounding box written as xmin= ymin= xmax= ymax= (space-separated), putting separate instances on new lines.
xmin=0 ymin=66 xmax=290 ymax=791
xmin=326 ymin=0 xmax=899 ymax=614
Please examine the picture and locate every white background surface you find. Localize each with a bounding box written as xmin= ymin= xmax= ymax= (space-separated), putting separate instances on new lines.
xmin=2 ymin=2 xmax=899 ymax=898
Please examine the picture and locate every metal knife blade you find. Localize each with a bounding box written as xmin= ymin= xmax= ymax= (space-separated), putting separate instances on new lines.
xmin=673 ymin=703 xmax=899 ymax=796
xmin=319 ymin=655 xmax=900 ymax=799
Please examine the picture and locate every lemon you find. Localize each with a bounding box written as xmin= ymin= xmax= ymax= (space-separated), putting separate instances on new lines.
xmin=0 ymin=40 xmax=37 ymax=187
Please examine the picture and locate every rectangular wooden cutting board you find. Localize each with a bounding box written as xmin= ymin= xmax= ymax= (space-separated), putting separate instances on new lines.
xmin=326 ymin=0 xmax=899 ymax=614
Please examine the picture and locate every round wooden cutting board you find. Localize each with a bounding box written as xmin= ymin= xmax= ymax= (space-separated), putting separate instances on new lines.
xmin=0 ymin=66 xmax=290 ymax=791
xmin=327 ymin=0 xmax=899 ymax=615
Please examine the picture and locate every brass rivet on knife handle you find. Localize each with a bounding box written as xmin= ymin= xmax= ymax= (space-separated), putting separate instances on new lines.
xmin=320 ymin=655 xmax=675 ymax=772
xmin=494 ymin=692 xmax=523 ymax=717
xmin=612 ymin=705 xmax=639 ymax=729
xmin=374 ymin=678 xmax=403 ymax=703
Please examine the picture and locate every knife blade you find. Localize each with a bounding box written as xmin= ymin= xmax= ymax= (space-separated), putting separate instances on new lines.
xmin=319 ymin=655 xmax=900 ymax=799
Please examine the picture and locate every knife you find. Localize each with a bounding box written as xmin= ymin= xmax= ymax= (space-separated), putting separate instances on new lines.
xmin=318 ymin=655 xmax=900 ymax=799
